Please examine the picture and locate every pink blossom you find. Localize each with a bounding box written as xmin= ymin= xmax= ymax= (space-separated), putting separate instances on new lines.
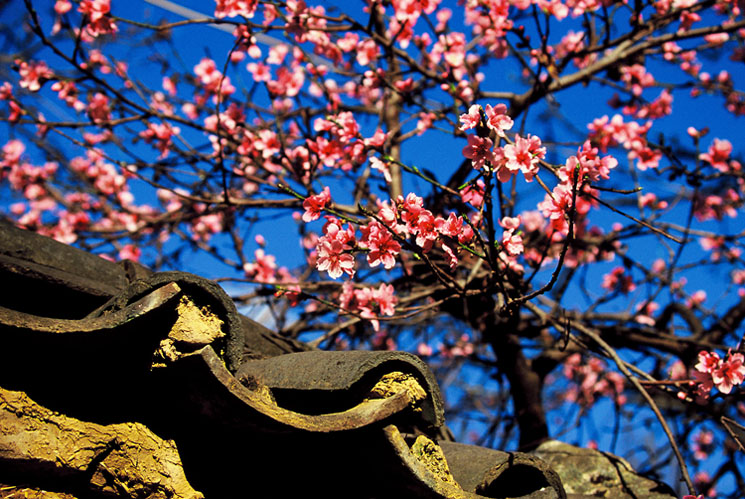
xmin=302 ymin=186 xmax=331 ymax=222
xmin=693 ymin=191 xmax=740 ymax=221
xmin=437 ymin=212 xmax=463 ymax=238
xmin=416 ymin=112 xmax=437 ymax=135
xmin=316 ymin=239 xmax=355 ymax=279
xmin=679 ymin=10 xmax=701 ymax=31
xmin=0 ymin=81 xmax=12 ymax=101
xmin=371 ymin=283 xmax=397 ymax=316
xmin=732 ymin=269 xmax=745 ymax=285
xmin=2 ymin=139 xmax=25 ymax=167
xmin=460 ymin=179 xmax=485 ymax=208
xmin=447 ymin=334 xmax=475 ymax=357
xmin=560 ymin=141 xmax=617 ymax=184
xmin=499 ymin=216 xmax=520 ymax=231
xmin=339 ymin=282 xmax=397 ymax=331
xmin=462 ymin=135 xmax=494 ymax=170
xmin=417 ymin=342 xmax=433 ymax=357
xmin=376 ymin=200 xmax=399 ymax=228
xmin=214 ymin=0 xmax=258 ymax=18
xmin=78 ymin=0 xmax=117 ymax=37
xmin=501 ymin=229 xmax=524 ymax=256
xmin=118 ymin=244 xmax=141 ymax=262
xmin=355 ymin=39 xmax=379 ymax=66
xmin=267 ymin=66 xmax=305 ymax=97
xmin=554 ymin=30 xmax=595 ymax=68
xmin=162 ymin=76 xmax=177 ymax=96
xmin=194 ymin=58 xmax=235 ymax=98
xmin=432 ymin=32 xmax=467 ymax=74
xmin=459 ymin=104 xmax=481 ymax=131
xmin=687 ymin=290 xmax=707 ymax=308
xmin=628 ymin=144 xmax=662 ymax=171
xmin=190 ymin=213 xmax=223 ymax=242
xmin=359 ymin=220 xmax=401 ymax=270
xmin=699 ymin=138 xmax=733 ymax=172
xmin=632 ymin=89 xmax=673 ymax=119
xmin=315 ymin=217 xmax=356 ymax=279
xmin=243 ymin=249 xmax=278 ymax=282
xmin=537 ymin=183 xmax=583 ymax=235
xmin=562 ymin=354 xmax=626 ymax=407
xmin=55 ymin=0 xmax=72 ymax=14
xmin=15 ymin=59 xmax=53 ymax=92
xmin=687 ymin=126 xmax=704 ymax=138
xmin=363 ymin=128 xmax=387 ymax=149
xmin=87 ymin=92 xmax=111 ymax=123
xmin=639 ymin=192 xmax=668 ymax=210
xmin=601 ymin=266 xmax=636 ymax=294
xmin=693 ymin=351 xmax=719 ymax=400
xmin=51 ymin=81 xmax=84 ymax=111
xmin=694 ymin=350 xmax=721 ymax=373
xmin=246 ymin=62 xmax=271 ymax=82
xmin=484 ymin=103 xmax=513 ymax=137
xmin=398 ymin=193 xmax=425 ymax=226
xmin=314 ymin=111 xmax=360 ymax=144
xmin=139 ymin=122 xmax=180 ymax=159
xmin=712 ymin=351 xmax=745 ymax=394
xmin=620 ymin=64 xmax=654 ymax=96
xmin=634 ymin=301 xmax=659 ymax=326
xmin=692 ymin=429 xmax=714 ymax=460
xmin=500 ymin=134 xmax=545 ymax=182
xmin=369 ymin=156 xmax=392 ymax=182
xmin=410 ymin=209 xmax=439 ymax=250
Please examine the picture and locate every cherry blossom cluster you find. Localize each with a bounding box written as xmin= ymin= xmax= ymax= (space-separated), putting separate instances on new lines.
xmin=587 ymin=114 xmax=661 ymax=171
xmin=694 ymin=470 xmax=717 ymax=498
xmin=214 ymin=0 xmax=258 ymax=19
xmin=600 ymin=267 xmax=636 ymax=294
xmin=460 ymin=104 xmax=552 ymax=182
xmin=439 ymin=333 xmax=476 ymax=359
xmin=699 ymin=138 xmax=741 ymax=173
xmin=243 ymin=248 xmax=285 ymax=283
xmin=77 ymin=0 xmax=117 ymax=38
xmin=0 ymin=82 xmax=21 ymax=122
xmin=691 ymin=428 xmax=715 ymax=461
xmin=139 ymin=123 xmax=181 ymax=159
xmin=315 ymin=216 xmax=357 ymax=279
xmin=15 ymin=59 xmax=53 ymax=93
xmin=1 ymin=139 xmax=164 ymax=248
xmin=691 ymin=349 xmax=745 ymax=400
xmin=693 ymin=188 xmax=742 ymax=222
xmin=301 ymin=187 xmax=331 ymax=223
xmin=193 ymin=57 xmax=236 ymax=104
xmin=339 ymin=282 xmax=398 ymax=332
xmin=562 ymin=353 xmax=627 ymax=407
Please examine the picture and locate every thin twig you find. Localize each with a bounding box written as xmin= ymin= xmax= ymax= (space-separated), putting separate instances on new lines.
xmin=572 ymin=322 xmax=696 ymax=494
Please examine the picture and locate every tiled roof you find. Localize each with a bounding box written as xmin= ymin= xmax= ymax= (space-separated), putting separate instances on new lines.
xmin=0 ymin=220 xmax=674 ymax=498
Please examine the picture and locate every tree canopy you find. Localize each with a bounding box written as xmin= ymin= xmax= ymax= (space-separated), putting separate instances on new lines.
xmin=1 ymin=0 xmax=745 ymax=496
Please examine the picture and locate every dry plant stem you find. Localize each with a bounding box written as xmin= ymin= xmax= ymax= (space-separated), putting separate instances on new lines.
xmin=720 ymin=417 xmax=745 ymax=452
xmin=506 ymin=168 xmax=580 ymax=309
xmin=309 ymin=317 xmax=361 ymax=347
xmin=589 ymin=193 xmax=682 ymax=243
xmin=571 ymin=322 xmax=695 ymax=494
xmin=523 ymin=300 xmax=693 ymax=491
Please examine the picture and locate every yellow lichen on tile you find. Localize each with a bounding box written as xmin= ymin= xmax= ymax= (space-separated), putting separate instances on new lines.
xmin=169 ymin=295 xmax=224 ymax=345
xmin=411 ymin=435 xmax=457 ymax=485
xmin=153 ymin=295 xmax=225 ymax=366
xmin=367 ymin=371 xmax=427 ymax=410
